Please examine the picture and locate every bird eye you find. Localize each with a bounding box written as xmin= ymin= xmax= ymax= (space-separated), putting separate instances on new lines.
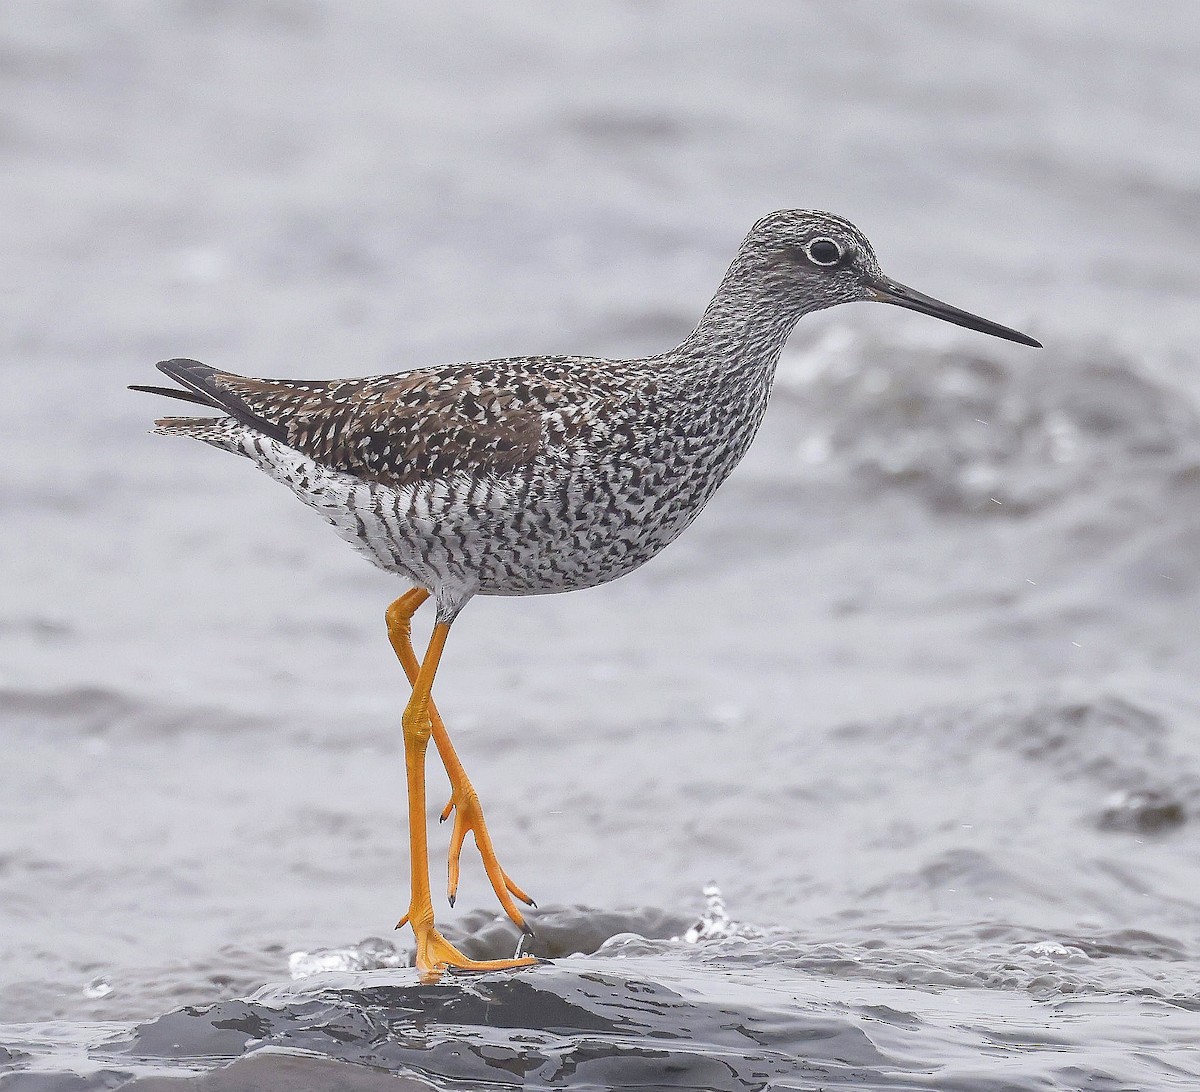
xmin=805 ymin=237 xmax=843 ymax=266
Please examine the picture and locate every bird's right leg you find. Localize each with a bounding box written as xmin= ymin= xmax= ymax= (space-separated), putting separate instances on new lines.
xmin=394 ymin=620 xmax=538 ymax=976
xmin=385 ymin=591 xmax=535 ymax=933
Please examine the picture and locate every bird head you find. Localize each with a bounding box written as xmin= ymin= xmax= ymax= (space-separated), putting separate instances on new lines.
xmin=740 ymin=209 xmax=1041 ymax=347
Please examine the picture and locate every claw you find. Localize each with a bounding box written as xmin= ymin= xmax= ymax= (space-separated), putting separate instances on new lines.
xmin=501 ymin=870 xmax=535 ymax=908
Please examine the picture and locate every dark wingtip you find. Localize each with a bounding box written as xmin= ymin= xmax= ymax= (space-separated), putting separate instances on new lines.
xmin=156 ymin=357 xmax=218 ymax=385
xmin=132 ymin=359 xmax=227 ymax=408
xmin=128 ymin=383 xmax=216 ymax=407
xmin=152 ymin=359 xmax=288 ymax=445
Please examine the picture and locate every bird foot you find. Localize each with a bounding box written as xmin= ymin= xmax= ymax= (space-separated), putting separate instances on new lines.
xmin=442 ymin=785 xmax=537 ymax=933
xmin=397 ymin=915 xmax=540 ymax=979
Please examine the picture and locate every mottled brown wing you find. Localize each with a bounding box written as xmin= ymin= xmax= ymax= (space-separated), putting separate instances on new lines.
xmin=221 ymin=371 xmax=550 ymax=488
xmin=155 ymin=358 xmax=550 ymax=488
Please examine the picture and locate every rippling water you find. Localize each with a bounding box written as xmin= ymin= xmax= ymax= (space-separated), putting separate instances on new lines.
xmin=3 ymin=2 xmax=1200 ymax=1089
xmin=7 ymin=906 xmax=1200 ymax=1088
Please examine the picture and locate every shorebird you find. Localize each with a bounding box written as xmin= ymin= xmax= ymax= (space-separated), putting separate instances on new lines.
xmin=132 ymin=210 xmax=1039 ymax=975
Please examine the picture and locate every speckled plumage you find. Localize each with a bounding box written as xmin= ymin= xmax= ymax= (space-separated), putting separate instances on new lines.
xmin=140 ymin=210 xmax=1037 ymax=621
xmin=132 ymin=209 xmax=1041 ymax=972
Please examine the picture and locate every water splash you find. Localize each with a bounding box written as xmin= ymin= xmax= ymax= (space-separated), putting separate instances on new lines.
xmin=288 ymin=936 xmax=408 ymax=979
xmin=81 ymin=975 xmax=114 ymax=1000
xmin=679 ymin=882 xmax=765 ymax=943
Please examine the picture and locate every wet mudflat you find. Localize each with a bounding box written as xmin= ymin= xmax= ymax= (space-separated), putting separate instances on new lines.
xmin=3 ymin=3 xmax=1200 ymax=1089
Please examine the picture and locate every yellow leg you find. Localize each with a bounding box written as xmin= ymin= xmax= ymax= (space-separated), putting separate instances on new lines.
xmin=395 ymin=619 xmax=539 ymax=976
xmin=385 ymin=591 xmax=535 ymax=933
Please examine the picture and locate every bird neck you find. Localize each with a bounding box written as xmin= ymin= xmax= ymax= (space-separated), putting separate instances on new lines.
xmin=673 ymin=254 xmax=808 ymax=384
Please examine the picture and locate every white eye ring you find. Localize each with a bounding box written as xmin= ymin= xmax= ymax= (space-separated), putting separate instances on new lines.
xmin=805 ymin=237 xmax=843 ymax=266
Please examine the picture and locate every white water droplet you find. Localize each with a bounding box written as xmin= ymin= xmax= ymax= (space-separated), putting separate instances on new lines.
xmin=82 ymin=975 xmax=113 ymax=999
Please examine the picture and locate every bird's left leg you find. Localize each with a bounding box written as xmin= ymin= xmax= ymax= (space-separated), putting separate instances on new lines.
xmin=385 ymin=591 xmax=535 ymax=933
xmin=394 ymin=619 xmax=538 ymax=976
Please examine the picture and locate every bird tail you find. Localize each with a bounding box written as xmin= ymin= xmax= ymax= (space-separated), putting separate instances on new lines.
xmin=132 ymin=357 xmax=293 ymax=443
xmin=130 ymin=358 xmax=254 ymax=453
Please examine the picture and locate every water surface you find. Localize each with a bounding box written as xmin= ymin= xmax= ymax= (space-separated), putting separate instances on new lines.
xmin=3 ymin=2 xmax=1200 ymax=1088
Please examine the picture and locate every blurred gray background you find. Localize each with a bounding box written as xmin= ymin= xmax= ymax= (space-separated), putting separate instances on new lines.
xmin=3 ymin=0 xmax=1200 ymax=1051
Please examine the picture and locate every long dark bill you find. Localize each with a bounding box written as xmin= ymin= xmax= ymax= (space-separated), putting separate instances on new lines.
xmin=868 ymin=275 xmax=1041 ymax=348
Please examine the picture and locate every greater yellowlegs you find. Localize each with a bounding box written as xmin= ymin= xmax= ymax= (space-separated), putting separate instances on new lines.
xmin=132 ymin=210 xmax=1040 ymax=974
